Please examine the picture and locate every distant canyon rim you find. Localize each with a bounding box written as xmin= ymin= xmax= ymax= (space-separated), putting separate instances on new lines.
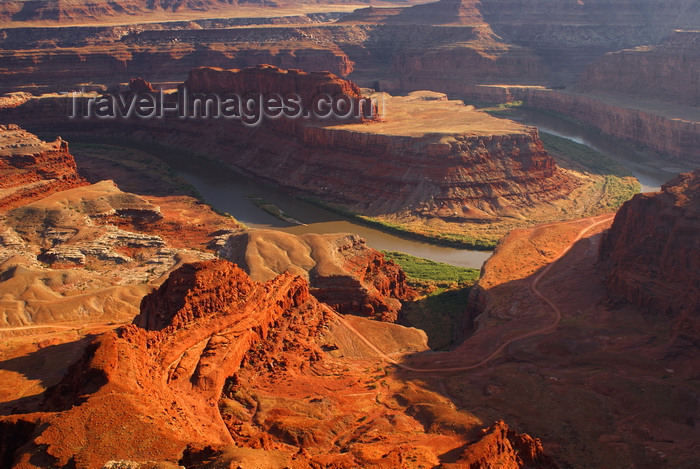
xmin=0 ymin=0 xmax=698 ymax=468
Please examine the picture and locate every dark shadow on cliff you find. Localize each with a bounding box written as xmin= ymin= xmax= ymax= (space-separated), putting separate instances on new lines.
xmin=390 ymin=233 xmax=700 ymax=468
xmin=399 ymin=286 xmax=473 ymax=351
xmin=0 ymin=335 xmax=97 ymax=415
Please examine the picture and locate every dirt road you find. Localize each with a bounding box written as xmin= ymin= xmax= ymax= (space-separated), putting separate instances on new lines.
xmin=332 ymin=214 xmax=615 ymax=373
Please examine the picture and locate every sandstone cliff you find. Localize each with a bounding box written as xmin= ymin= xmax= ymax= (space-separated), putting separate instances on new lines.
xmin=0 ymin=124 xmax=87 ymax=212
xmin=578 ymin=30 xmax=700 ymax=106
xmin=599 ymin=170 xmax=700 ymax=339
xmin=462 ymin=85 xmax=700 ymax=165
xmin=0 ymin=258 xmax=559 ymax=468
xmin=185 ymin=63 xmax=362 ymax=101
xmin=0 ymin=260 xmax=329 ymax=467
xmin=217 ymin=230 xmax=415 ymax=321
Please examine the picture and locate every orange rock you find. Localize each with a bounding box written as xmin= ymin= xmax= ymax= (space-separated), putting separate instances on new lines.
xmin=0 ymin=125 xmax=88 ymax=212
xmin=1 ymin=260 xmax=329 ymax=467
xmin=600 ymin=170 xmax=700 ymax=338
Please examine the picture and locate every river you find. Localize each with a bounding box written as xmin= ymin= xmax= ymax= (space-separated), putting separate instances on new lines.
xmin=170 ymin=155 xmax=493 ymax=268
xmin=507 ymin=108 xmax=690 ymax=193
xmin=165 ymin=109 xmax=688 ymax=269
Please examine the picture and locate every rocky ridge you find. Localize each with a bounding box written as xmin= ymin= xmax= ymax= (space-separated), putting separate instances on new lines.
xmin=0 ymin=259 xmax=330 ymax=467
xmin=599 ymin=170 xmax=700 ymax=339
xmin=0 ymin=124 xmax=87 ymax=211
xmin=449 ymin=200 xmax=700 ymax=467
xmin=0 ymin=259 xmax=558 ymax=468
xmin=217 ymin=230 xmax=416 ymax=321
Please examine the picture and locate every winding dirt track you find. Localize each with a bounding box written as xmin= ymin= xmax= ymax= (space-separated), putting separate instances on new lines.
xmin=0 ymin=215 xmax=613 ymax=373
xmin=331 ymin=214 xmax=615 ymax=373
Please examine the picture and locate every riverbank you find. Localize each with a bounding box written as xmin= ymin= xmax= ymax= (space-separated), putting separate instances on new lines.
xmin=67 ymin=138 xmax=494 ymax=268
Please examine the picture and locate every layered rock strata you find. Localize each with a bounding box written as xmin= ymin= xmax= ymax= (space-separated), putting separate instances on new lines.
xmin=578 ymin=30 xmax=700 ymax=106
xmin=0 ymin=124 xmax=87 ymax=211
xmin=461 ymin=85 xmax=700 ymax=165
xmin=599 ymin=170 xmax=700 ymax=339
xmin=2 ymin=0 xmax=700 ymax=93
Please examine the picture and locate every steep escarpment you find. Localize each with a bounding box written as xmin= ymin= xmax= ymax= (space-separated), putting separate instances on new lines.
xmin=443 ymin=209 xmax=700 ymax=468
xmin=479 ymin=0 xmax=700 ymax=83
xmin=599 ymin=170 xmax=700 ymax=339
xmin=578 ymin=30 xmax=700 ymax=106
xmin=0 ymin=0 xmax=283 ymax=23
xmin=217 ymin=230 xmax=415 ymax=321
xmin=0 ymin=258 xmax=558 ymax=468
xmin=1 ymin=260 xmax=329 ymax=467
xmin=184 ymin=63 xmax=362 ymax=108
xmin=462 ymin=85 xmax=700 ymax=165
xmin=1 ymin=68 xmax=609 ymax=243
xmin=0 ymin=26 xmax=356 ymax=93
xmin=0 ymin=124 xmax=87 ymax=212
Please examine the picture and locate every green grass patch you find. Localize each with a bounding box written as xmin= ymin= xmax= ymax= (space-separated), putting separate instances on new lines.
xmin=383 ymin=251 xmax=480 ymax=350
xmin=298 ymin=196 xmax=497 ymax=251
xmin=597 ymin=175 xmax=641 ymax=211
xmin=382 ymin=251 xmax=480 ymax=288
xmin=539 ymin=132 xmax=631 ymax=178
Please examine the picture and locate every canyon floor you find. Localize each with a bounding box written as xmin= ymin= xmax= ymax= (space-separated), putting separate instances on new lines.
xmin=0 ymin=0 xmax=699 ymax=467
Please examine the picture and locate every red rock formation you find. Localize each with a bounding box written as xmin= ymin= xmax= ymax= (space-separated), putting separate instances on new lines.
xmin=0 ymin=260 xmax=329 ymax=467
xmin=186 ymin=63 xmax=361 ymax=96
xmin=127 ymin=77 xmax=155 ymax=94
xmin=578 ymin=30 xmax=700 ymax=106
xmin=219 ymin=230 xmax=416 ymax=321
xmin=0 ymin=124 xmax=87 ymax=212
xmin=0 ymin=70 xmax=579 ymax=232
xmin=0 ymin=28 xmax=355 ymax=94
xmin=599 ymin=170 xmax=700 ymax=339
xmin=448 ymin=420 xmax=559 ymax=469
xmin=184 ymin=64 xmax=363 ymax=114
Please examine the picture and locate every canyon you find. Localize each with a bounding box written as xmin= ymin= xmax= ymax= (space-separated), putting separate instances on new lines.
xmin=0 ymin=125 xmax=421 ymax=327
xmin=1 ymin=0 xmax=697 ymax=166
xmin=0 ymin=65 xmax=637 ymax=248
xmin=0 ymin=0 xmax=698 ymax=467
xmin=0 ymin=258 xmax=557 ymax=467
xmin=401 ymin=171 xmax=699 ymax=467
xmin=600 ymin=170 xmax=700 ymax=339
